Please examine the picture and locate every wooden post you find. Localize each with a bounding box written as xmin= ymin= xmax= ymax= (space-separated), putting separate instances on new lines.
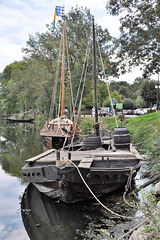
xmin=128 ymin=173 xmax=160 ymax=196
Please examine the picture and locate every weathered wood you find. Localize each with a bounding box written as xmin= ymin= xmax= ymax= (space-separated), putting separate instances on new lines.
xmin=128 ymin=173 xmax=160 ymax=196
xmin=78 ymin=157 xmax=94 ymax=168
xmin=49 ymin=122 xmax=73 ymax=126
xmin=25 ymin=149 xmax=55 ymax=163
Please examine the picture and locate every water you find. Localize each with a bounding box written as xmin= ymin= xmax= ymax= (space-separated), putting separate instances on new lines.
xmin=0 ymin=121 xmax=43 ymax=240
xmin=0 ymin=121 xmax=151 ymax=240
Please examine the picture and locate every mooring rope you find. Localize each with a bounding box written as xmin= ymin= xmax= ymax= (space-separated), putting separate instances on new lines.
xmin=68 ymin=160 xmax=144 ymax=219
xmin=123 ymin=167 xmax=140 ymax=210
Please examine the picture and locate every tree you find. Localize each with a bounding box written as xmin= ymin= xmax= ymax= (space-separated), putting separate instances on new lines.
xmin=0 ymin=62 xmax=21 ymax=114
xmin=141 ymin=80 xmax=157 ymax=107
xmin=21 ymin=7 xmax=113 ymax=114
xmin=131 ymin=77 xmax=145 ymax=93
xmin=135 ymin=96 xmax=146 ymax=108
xmin=106 ymin=0 xmax=160 ymax=76
xmin=123 ymin=98 xmax=135 ymax=109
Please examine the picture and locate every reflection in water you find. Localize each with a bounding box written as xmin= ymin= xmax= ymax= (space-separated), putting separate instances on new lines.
xmin=0 ymin=121 xmax=43 ymax=179
xmin=0 ymin=121 xmax=147 ymax=239
xmin=21 ymin=183 xmax=143 ymax=240
xmin=0 ymin=120 xmax=43 ymax=240
xmin=21 ymin=184 xmax=85 ymax=240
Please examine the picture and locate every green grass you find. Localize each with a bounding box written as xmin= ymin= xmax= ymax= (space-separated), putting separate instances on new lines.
xmin=125 ymin=112 xmax=160 ymax=149
xmin=80 ymin=112 xmax=160 ymax=175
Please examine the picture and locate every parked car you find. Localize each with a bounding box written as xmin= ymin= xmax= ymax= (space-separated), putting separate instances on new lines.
xmin=99 ymin=107 xmax=108 ymax=117
xmin=126 ymin=109 xmax=134 ymax=115
xmin=134 ymin=108 xmax=148 ymax=115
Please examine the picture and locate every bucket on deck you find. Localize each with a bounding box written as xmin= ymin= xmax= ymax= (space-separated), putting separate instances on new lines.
xmin=114 ymin=127 xmax=130 ymax=149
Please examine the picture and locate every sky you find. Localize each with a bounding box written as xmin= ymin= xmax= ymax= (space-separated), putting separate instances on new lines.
xmin=0 ymin=0 xmax=144 ymax=83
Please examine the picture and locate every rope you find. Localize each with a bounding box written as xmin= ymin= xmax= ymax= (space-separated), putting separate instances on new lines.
xmin=68 ymin=159 xmax=144 ymax=219
xmin=123 ymin=167 xmax=140 ymax=209
xmin=63 ymin=39 xmax=91 ymax=151
xmin=72 ymin=35 xmax=92 ymax=115
xmin=49 ymin=34 xmax=63 ymax=121
xmin=65 ymin=33 xmax=74 ymax=120
xmin=97 ymin=38 xmax=118 ymax=127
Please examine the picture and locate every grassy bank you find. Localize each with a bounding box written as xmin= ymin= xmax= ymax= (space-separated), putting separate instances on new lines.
xmin=80 ymin=112 xmax=160 ymax=175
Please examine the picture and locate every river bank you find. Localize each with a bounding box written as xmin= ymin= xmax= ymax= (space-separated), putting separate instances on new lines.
xmin=79 ymin=112 xmax=160 ymax=176
xmin=79 ymin=112 xmax=160 ymax=239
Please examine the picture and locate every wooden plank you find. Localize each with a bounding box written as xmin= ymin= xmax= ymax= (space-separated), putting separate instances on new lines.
xmin=25 ymin=149 xmax=55 ymax=163
xmin=78 ymin=157 xmax=94 ymax=168
xmin=49 ymin=122 xmax=73 ymax=126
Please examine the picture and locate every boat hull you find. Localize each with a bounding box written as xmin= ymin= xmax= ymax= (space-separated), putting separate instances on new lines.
xmin=21 ymin=148 xmax=141 ymax=203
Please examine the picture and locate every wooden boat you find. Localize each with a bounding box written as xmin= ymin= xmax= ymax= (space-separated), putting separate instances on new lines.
xmin=40 ymin=20 xmax=80 ymax=149
xmin=7 ymin=118 xmax=34 ymax=123
xmin=41 ymin=115 xmax=80 ymax=149
xmin=21 ymin=17 xmax=141 ymax=203
xmin=21 ymin=127 xmax=141 ymax=203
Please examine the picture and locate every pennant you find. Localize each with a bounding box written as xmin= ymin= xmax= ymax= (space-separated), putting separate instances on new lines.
xmin=53 ymin=6 xmax=64 ymax=31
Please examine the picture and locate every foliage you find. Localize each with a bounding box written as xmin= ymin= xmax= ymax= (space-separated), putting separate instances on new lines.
xmin=102 ymin=112 xmax=160 ymax=175
xmin=100 ymin=116 xmax=122 ymax=130
xmin=141 ymin=80 xmax=157 ymax=107
xmin=79 ymin=117 xmax=94 ymax=135
xmin=147 ymin=133 xmax=160 ymax=175
xmin=136 ymin=189 xmax=160 ymax=239
xmin=135 ymin=96 xmax=147 ymax=108
xmin=0 ymin=6 xmax=113 ymax=116
xmin=106 ymin=0 xmax=160 ymax=77
xmin=0 ymin=6 xmax=159 ymax=116
xmin=123 ymin=98 xmax=135 ymax=109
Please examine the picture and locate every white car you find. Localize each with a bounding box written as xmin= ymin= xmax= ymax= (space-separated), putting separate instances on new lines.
xmin=135 ymin=108 xmax=147 ymax=115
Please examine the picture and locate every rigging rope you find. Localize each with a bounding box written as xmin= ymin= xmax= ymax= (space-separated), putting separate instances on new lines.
xmin=65 ymin=32 xmax=74 ymax=120
xmin=72 ymin=34 xmax=92 ymax=116
xmin=49 ymin=34 xmax=63 ymax=121
xmin=62 ymin=37 xmax=92 ymax=150
xmin=97 ymin=37 xmax=118 ymax=127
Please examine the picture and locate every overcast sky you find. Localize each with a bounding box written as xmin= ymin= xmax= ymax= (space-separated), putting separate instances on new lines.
xmin=0 ymin=0 xmax=144 ymax=83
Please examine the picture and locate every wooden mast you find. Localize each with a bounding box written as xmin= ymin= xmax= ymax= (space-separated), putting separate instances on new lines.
xmin=92 ymin=17 xmax=100 ymax=136
xmin=61 ymin=21 xmax=65 ymax=116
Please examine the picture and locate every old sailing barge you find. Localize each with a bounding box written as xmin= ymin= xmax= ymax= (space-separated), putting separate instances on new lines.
xmin=22 ymin=17 xmax=141 ymax=203
xmin=40 ymin=10 xmax=80 ymax=149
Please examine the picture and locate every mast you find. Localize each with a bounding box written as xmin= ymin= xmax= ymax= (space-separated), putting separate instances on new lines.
xmin=92 ymin=17 xmax=100 ymax=136
xmin=61 ymin=20 xmax=65 ymax=116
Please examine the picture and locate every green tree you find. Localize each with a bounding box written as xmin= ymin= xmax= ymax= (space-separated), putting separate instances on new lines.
xmin=123 ymin=98 xmax=135 ymax=109
xmin=111 ymin=90 xmax=123 ymax=103
xmin=106 ymin=0 xmax=160 ymax=76
xmin=21 ymin=7 xmax=113 ymax=114
xmin=0 ymin=7 xmax=115 ymax=116
xmin=0 ymin=62 xmax=21 ymax=114
xmin=141 ymin=80 xmax=157 ymax=107
xmin=131 ymin=77 xmax=144 ymax=91
xmin=135 ymin=96 xmax=146 ymax=108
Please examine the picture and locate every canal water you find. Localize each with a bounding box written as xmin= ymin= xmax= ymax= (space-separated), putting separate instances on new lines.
xmin=0 ymin=121 xmax=150 ymax=240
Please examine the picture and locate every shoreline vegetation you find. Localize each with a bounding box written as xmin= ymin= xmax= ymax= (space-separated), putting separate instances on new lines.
xmin=80 ymin=112 xmax=160 ymax=176
xmin=79 ymin=112 xmax=160 ymax=239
